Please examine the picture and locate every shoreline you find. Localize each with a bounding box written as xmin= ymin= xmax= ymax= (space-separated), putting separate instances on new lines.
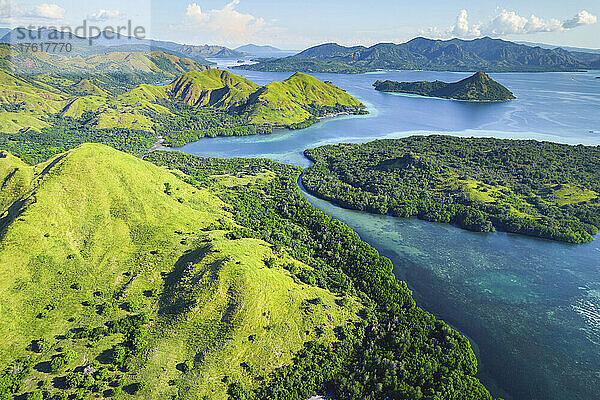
xmin=141 ymin=136 xmax=165 ymax=159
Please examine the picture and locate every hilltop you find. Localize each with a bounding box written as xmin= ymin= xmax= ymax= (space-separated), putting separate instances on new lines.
xmin=166 ymin=70 xmax=366 ymax=126
xmin=0 ymin=144 xmax=359 ymax=399
xmin=238 ymin=36 xmax=600 ymax=73
xmin=373 ymin=72 xmax=516 ymax=102
xmin=0 ymin=144 xmax=496 ymax=399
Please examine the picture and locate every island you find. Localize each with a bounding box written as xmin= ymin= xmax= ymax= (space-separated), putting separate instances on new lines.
xmin=302 ymin=135 xmax=600 ymax=243
xmin=373 ymin=72 xmax=516 ymax=102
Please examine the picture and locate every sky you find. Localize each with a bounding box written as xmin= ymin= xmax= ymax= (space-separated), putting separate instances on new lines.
xmin=1 ymin=0 xmax=599 ymax=50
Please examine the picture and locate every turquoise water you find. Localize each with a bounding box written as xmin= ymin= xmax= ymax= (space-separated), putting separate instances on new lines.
xmin=172 ymin=67 xmax=600 ymax=400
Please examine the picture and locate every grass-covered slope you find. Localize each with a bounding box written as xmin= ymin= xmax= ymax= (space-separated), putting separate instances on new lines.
xmin=146 ymin=151 xmax=498 ymax=400
xmin=303 ymin=135 xmax=600 ymax=243
xmin=0 ymin=144 xmax=498 ymax=399
xmin=2 ymin=46 xmax=209 ymax=76
xmin=169 ymin=69 xmax=259 ymax=109
xmin=373 ymin=72 xmax=516 ymax=101
xmin=0 ymin=46 xmax=211 ymax=133
xmin=167 ymin=70 xmax=367 ymax=126
xmin=0 ymin=144 xmax=359 ymax=399
xmin=0 ymin=69 xmax=66 ymax=132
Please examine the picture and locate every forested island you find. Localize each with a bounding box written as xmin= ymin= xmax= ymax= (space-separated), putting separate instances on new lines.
xmin=373 ymin=72 xmax=516 ymax=102
xmin=303 ymin=136 xmax=600 ymax=243
xmin=0 ymin=144 xmax=497 ymax=399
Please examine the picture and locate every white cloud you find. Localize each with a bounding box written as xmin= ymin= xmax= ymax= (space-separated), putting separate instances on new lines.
xmin=482 ymin=9 xmax=563 ymax=35
xmin=525 ymin=15 xmax=562 ymax=33
xmin=88 ymin=9 xmax=121 ymax=22
xmin=28 ymin=3 xmax=65 ymax=19
xmin=562 ymin=10 xmax=597 ymax=29
xmin=422 ymin=8 xmax=597 ymax=39
xmin=183 ymin=0 xmax=266 ymax=39
xmin=0 ymin=0 xmax=19 ymax=22
xmin=451 ymin=10 xmax=481 ymax=37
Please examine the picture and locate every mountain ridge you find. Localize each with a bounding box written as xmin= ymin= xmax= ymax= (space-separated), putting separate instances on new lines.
xmin=238 ymin=36 xmax=600 ymax=73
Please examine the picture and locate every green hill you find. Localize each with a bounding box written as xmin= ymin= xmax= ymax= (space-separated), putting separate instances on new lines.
xmin=167 ymin=70 xmax=367 ymax=126
xmin=0 ymin=144 xmax=362 ymax=399
xmin=0 ymin=69 xmax=66 ymax=133
xmin=56 ymin=69 xmax=366 ymax=148
xmin=2 ymin=45 xmax=209 ymax=76
xmin=0 ymin=69 xmax=366 ymax=164
xmin=373 ymin=72 xmax=516 ymax=101
xmin=0 ymin=47 xmax=211 ymax=133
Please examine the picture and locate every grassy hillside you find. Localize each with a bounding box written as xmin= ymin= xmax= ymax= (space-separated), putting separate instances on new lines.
xmin=373 ymin=72 xmax=516 ymax=101
xmin=0 ymin=67 xmax=366 ymax=160
xmin=2 ymin=45 xmax=209 ymax=77
xmin=169 ymin=69 xmax=259 ymax=109
xmin=0 ymin=144 xmax=359 ymax=399
xmin=0 ymin=69 xmax=66 ymax=132
xmin=166 ymin=70 xmax=366 ymax=127
xmin=0 ymin=46 xmax=211 ymax=133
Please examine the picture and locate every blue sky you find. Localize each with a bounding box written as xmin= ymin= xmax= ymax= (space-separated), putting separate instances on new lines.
xmin=2 ymin=0 xmax=599 ymax=49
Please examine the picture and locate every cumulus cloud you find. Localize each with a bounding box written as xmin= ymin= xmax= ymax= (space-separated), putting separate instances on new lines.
xmin=483 ymin=9 xmax=562 ymax=35
xmin=562 ymin=10 xmax=597 ymax=29
xmin=88 ymin=9 xmax=121 ymax=22
xmin=451 ymin=10 xmax=481 ymax=37
xmin=183 ymin=0 xmax=266 ymax=39
xmin=28 ymin=3 xmax=65 ymax=19
xmin=1 ymin=1 xmax=65 ymax=22
xmin=422 ymin=8 xmax=597 ymax=39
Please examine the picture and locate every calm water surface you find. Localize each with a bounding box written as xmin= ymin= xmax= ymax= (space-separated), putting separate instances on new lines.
xmin=171 ymin=65 xmax=600 ymax=400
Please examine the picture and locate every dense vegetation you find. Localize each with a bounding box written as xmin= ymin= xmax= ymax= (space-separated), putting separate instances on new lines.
xmin=151 ymin=97 xmax=273 ymax=147
xmin=0 ymin=144 xmax=499 ymax=399
xmin=373 ymin=72 xmax=516 ymax=102
xmin=0 ymin=115 xmax=156 ymax=164
xmin=239 ymin=37 xmax=600 ymax=73
xmin=302 ymin=135 xmax=600 ymax=243
xmin=147 ymin=150 xmax=498 ymax=400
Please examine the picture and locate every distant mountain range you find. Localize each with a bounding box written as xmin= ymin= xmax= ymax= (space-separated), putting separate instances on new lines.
xmin=235 ymin=44 xmax=298 ymax=58
xmin=0 ymin=28 xmax=244 ymax=61
xmin=373 ymin=71 xmax=516 ymax=102
xmin=237 ymin=37 xmax=600 ymax=73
